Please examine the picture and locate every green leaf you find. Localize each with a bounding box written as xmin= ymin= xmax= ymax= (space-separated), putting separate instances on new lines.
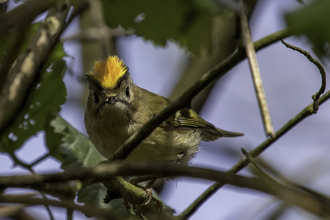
xmin=101 ymin=0 xmax=218 ymax=54
xmin=0 ymin=43 xmax=67 ymax=153
xmin=45 ymin=115 xmax=174 ymax=217
xmin=45 ymin=114 xmax=104 ymax=169
xmin=286 ymin=0 xmax=330 ymax=57
xmin=45 ymin=115 xmax=131 ymax=216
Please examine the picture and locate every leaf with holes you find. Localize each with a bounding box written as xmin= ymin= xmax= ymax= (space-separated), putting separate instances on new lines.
xmin=45 ymin=114 xmax=130 ymax=217
xmin=101 ymin=0 xmax=221 ymax=54
xmin=0 ymin=43 xmax=67 ymax=153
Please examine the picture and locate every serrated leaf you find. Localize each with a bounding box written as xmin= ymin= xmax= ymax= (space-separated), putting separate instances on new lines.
xmin=45 ymin=114 xmax=104 ymax=169
xmin=101 ymin=0 xmax=218 ymax=54
xmin=286 ymin=0 xmax=330 ymax=58
xmin=45 ymin=115 xmax=174 ymax=217
xmin=0 ymin=44 xmax=67 ymax=153
xmin=45 ymin=115 xmax=132 ymax=217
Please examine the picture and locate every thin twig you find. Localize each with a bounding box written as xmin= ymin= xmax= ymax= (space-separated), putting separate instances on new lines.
xmin=281 ymin=40 xmax=326 ymax=113
xmin=178 ymin=89 xmax=330 ymax=219
xmin=66 ymin=208 xmax=73 ymax=220
xmin=6 ymin=150 xmax=55 ymax=220
xmin=9 ymin=151 xmax=56 ymax=220
xmin=39 ymin=194 xmax=55 ymax=220
xmin=111 ymin=29 xmax=291 ymax=161
xmin=238 ymin=0 xmax=274 ymax=136
xmin=3 ymin=141 xmax=55 ymax=219
xmin=241 ymin=149 xmax=282 ymax=185
xmin=250 ymin=155 xmax=330 ymax=207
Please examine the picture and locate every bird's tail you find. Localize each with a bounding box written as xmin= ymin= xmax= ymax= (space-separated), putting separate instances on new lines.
xmin=201 ymin=128 xmax=244 ymax=142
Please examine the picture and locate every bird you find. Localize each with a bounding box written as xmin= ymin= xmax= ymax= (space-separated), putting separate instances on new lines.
xmin=84 ymin=55 xmax=243 ymax=213
xmin=84 ymin=55 xmax=243 ymax=166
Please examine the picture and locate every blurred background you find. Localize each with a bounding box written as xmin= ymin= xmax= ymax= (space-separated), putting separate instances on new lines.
xmin=1 ymin=0 xmax=330 ymax=219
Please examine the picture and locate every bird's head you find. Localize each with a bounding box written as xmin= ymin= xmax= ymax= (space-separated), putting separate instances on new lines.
xmin=86 ymin=55 xmax=135 ymax=115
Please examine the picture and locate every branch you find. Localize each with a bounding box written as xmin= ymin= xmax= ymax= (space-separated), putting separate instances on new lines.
xmin=1 ymin=162 xmax=330 ymax=217
xmin=101 ymin=176 xmax=152 ymax=207
xmin=5 ymin=146 xmax=55 ymax=219
xmin=0 ymin=1 xmax=88 ymax=137
xmin=241 ymin=148 xmax=282 ymax=185
xmin=0 ymin=24 xmax=30 ymax=94
xmin=0 ymin=194 xmax=119 ymax=220
xmin=0 ymin=204 xmax=27 ymax=219
xmin=238 ymin=0 xmax=274 ymax=136
xmin=0 ymin=0 xmax=51 ymax=35
xmin=88 ymin=0 xmax=112 ymax=57
xmin=112 ymin=29 xmax=291 ymax=161
xmin=281 ymin=40 xmax=326 ymax=113
xmin=179 ymin=89 xmax=330 ymax=219
xmin=0 ymin=3 xmax=70 ymax=135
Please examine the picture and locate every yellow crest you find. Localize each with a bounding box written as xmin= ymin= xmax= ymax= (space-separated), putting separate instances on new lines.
xmin=87 ymin=55 xmax=127 ymax=89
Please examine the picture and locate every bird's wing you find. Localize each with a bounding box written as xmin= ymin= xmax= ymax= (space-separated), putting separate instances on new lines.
xmin=160 ymin=108 xmax=243 ymax=141
xmin=158 ymin=108 xmax=212 ymax=129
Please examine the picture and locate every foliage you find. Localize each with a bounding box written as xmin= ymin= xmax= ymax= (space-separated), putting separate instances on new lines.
xmin=286 ymin=0 xmax=330 ymax=58
xmin=45 ymin=114 xmax=126 ymax=215
xmin=0 ymin=0 xmax=330 ymax=220
xmin=0 ymin=41 xmax=67 ymax=154
xmin=101 ymin=0 xmax=216 ymax=54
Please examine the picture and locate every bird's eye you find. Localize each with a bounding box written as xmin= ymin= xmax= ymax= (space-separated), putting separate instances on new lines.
xmin=97 ymin=84 xmax=102 ymax=91
xmin=125 ymin=87 xmax=130 ymax=98
xmin=93 ymin=92 xmax=99 ymax=103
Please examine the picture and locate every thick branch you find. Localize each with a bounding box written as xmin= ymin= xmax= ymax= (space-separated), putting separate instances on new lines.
xmin=112 ymin=29 xmax=291 ymax=161
xmin=0 ymin=162 xmax=330 ymax=216
xmin=0 ymin=3 xmax=70 ymax=135
xmin=0 ymin=1 xmax=88 ymax=137
xmin=0 ymin=0 xmax=51 ymax=35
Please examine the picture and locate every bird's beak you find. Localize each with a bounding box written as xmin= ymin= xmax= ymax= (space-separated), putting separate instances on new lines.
xmin=98 ymin=96 xmax=118 ymax=112
xmin=105 ymin=96 xmax=118 ymax=104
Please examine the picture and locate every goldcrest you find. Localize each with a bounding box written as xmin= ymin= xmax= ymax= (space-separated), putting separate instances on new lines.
xmin=84 ymin=56 xmax=243 ymax=165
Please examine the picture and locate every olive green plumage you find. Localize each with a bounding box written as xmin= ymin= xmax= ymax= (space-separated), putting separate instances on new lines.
xmin=84 ymin=56 xmax=243 ymax=165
